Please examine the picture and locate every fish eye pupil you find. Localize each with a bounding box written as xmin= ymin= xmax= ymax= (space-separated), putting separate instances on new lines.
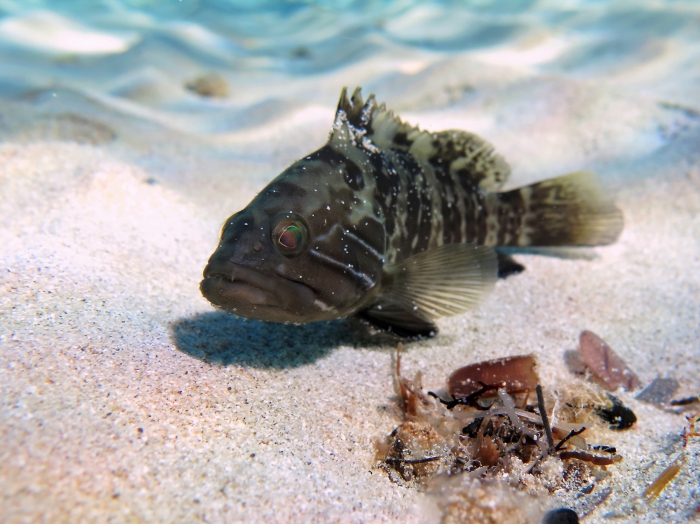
xmin=279 ymin=225 xmax=302 ymax=248
xmin=271 ymin=214 xmax=309 ymax=258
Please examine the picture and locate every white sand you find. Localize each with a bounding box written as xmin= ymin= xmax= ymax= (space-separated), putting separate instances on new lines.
xmin=1 ymin=2 xmax=700 ymax=522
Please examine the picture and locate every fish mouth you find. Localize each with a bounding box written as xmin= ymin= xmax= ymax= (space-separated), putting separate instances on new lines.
xmin=200 ymin=260 xmax=317 ymax=322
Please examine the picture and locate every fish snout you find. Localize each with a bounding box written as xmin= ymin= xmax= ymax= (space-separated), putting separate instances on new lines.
xmin=200 ymin=256 xmax=317 ymax=322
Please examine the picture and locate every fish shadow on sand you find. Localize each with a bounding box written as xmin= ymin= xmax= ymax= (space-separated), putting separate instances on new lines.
xmin=170 ymin=311 xmax=365 ymax=369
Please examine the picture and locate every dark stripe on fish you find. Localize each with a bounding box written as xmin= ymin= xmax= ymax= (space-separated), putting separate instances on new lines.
xmin=495 ymin=190 xmax=526 ymax=246
xmin=371 ymin=152 xmax=400 ymax=239
xmin=306 ymin=145 xmax=365 ymax=191
xmin=432 ymin=164 xmax=461 ymax=245
xmin=466 ymin=191 xmax=483 ymax=245
xmin=266 ymin=179 xmax=307 ymax=199
xmin=348 ymin=216 xmax=386 ymax=259
xmin=308 ymin=249 xmax=374 ymax=289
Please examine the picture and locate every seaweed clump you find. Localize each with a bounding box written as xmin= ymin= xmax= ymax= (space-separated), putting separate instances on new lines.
xmin=376 ymin=346 xmax=626 ymax=522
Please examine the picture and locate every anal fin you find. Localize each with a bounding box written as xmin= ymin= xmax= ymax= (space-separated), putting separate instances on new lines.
xmin=496 ymin=251 xmax=525 ymax=278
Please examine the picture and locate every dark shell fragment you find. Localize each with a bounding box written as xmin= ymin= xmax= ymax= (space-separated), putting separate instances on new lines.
xmin=595 ymin=395 xmax=637 ymax=430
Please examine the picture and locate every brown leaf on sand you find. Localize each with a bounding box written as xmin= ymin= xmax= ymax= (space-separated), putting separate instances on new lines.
xmin=448 ymin=354 xmax=539 ymax=399
xmin=578 ymin=330 xmax=641 ymax=391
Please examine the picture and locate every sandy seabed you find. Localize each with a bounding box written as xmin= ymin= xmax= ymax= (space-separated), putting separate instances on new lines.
xmin=1 ymin=2 xmax=700 ymax=522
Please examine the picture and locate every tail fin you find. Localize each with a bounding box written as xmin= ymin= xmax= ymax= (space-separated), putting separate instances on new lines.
xmin=508 ymin=171 xmax=623 ymax=247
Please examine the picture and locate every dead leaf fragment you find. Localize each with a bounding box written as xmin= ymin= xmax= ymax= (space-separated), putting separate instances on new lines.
xmin=448 ymin=354 xmax=539 ymax=398
xmin=578 ymin=331 xmax=641 ymax=391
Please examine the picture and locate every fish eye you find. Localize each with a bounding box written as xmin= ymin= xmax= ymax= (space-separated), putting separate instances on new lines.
xmin=271 ymin=213 xmax=310 ymax=258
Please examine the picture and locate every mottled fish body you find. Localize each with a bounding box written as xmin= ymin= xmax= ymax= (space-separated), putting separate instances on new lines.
xmin=201 ymin=88 xmax=623 ymax=337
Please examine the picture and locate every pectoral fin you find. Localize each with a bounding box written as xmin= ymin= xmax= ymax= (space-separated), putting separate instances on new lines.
xmin=358 ymin=243 xmax=497 ymax=338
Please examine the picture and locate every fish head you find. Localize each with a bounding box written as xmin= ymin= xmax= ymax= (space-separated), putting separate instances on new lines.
xmin=200 ymin=151 xmax=386 ymax=323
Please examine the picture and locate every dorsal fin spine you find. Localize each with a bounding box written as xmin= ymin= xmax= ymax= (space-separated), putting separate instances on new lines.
xmin=350 ymin=86 xmax=363 ymax=111
xmin=331 ymin=87 xmax=433 ymax=158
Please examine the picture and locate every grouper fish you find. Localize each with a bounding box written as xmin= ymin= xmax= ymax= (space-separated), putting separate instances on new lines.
xmin=200 ymin=88 xmax=623 ymax=338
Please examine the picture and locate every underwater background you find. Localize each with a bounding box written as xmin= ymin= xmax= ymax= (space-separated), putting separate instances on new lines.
xmin=1 ymin=1 xmax=699 ymax=522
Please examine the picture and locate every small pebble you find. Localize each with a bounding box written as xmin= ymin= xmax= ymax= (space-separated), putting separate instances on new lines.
xmin=542 ymin=508 xmax=579 ymax=524
xmin=636 ymin=377 xmax=679 ymax=406
xmin=186 ymin=73 xmax=229 ymax=98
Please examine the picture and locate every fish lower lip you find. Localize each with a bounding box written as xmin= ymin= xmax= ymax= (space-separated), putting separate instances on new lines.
xmin=199 ymin=261 xmax=317 ymax=319
xmin=200 ymin=274 xmax=271 ymax=308
xmin=202 ymin=260 xmax=271 ymax=292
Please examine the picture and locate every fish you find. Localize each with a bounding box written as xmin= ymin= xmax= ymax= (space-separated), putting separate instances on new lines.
xmin=200 ymin=87 xmax=623 ymax=338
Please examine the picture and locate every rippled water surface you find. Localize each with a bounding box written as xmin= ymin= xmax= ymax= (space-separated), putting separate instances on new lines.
xmin=2 ymin=1 xmax=699 ymax=130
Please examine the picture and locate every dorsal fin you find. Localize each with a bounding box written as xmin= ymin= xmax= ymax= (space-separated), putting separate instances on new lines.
xmin=425 ymin=130 xmax=511 ymax=192
xmin=330 ymin=87 xmax=511 ymax=192
xmin=330 ymin=86 xmax=418 ymax=151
